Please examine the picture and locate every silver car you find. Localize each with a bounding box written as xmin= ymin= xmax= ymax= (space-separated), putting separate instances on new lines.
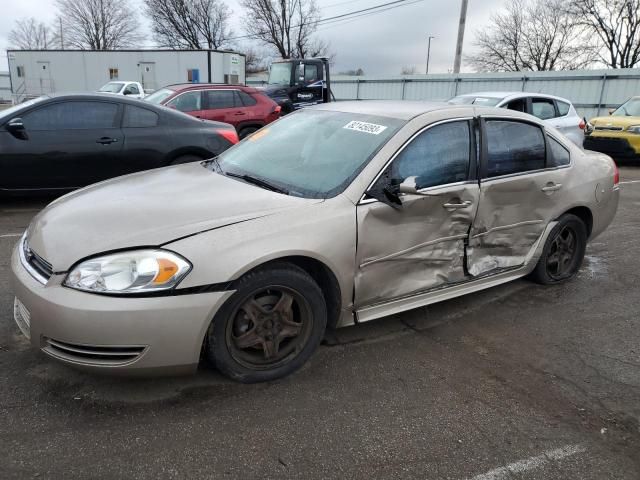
xmin=449 ymin=92 xmax=585 ymax=146
xmin=11 ymin=101 xmax=619 ymax=383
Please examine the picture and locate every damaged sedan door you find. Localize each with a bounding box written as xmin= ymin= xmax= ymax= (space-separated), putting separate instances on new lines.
xmin=355 ymin=119 xmax=480 ymax=308
xmin=467 ymin=118 xmax=572 ymax=276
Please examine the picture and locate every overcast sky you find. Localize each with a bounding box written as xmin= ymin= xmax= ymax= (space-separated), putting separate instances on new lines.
xmin=0 ymin=0 xmax=504 ymax=75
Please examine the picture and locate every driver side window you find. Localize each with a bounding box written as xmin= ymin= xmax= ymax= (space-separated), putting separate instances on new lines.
xmin=384 ymin=121 xmax=471 ymax=190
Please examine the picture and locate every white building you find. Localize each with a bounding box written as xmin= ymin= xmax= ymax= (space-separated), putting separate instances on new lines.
xmin=7 ymin=49 xmax=246 ymax=102
xmin=0 ymin=71 xmax=11 ymax=102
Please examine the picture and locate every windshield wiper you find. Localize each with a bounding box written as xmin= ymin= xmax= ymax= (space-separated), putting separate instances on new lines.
xmin=225 ymin=172 xmax=289 ymax=195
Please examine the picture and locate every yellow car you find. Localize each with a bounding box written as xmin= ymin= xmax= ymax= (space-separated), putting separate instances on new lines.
xmin=584 ymin=96 xmax=640 ymax=159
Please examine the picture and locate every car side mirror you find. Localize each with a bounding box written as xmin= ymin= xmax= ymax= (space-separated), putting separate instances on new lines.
xmin=608 ymin=108 xmax=615 ymax=115
xmin=398 ymin=176 xmax=441 ymax=197
xmin=6 ymin=117 xmax=28 ymax=140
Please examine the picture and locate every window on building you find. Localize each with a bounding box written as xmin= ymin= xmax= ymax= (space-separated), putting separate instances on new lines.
xmin=187 ymin=69 xmax=200 ymax=83
xmin=109 ymin=68 xmax=119 ymax=80
xmin=17 ymin=66 xmax=25 ymax=78
xmin=485 ymin=120 xmax=546 ymax=177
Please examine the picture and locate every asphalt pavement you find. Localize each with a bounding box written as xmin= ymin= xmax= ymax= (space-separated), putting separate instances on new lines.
xmin=1 ymin=167 xmax=639 ymax=479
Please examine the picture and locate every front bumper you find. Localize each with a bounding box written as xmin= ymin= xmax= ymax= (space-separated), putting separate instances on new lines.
xmin=10 ymin=243 xmax=233 ymax=375
xmin=584 ymin=135 xmax=640 ymax=158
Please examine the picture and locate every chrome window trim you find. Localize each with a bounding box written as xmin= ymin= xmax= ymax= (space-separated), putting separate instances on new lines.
xmin=19 ymin=233 xmax=49 ymax=285
xmin=357 ymin=116 xmax=475 ymax=205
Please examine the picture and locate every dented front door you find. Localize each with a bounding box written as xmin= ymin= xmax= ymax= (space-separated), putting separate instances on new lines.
xmin=354 ymin=119 xmax=479 ymax=308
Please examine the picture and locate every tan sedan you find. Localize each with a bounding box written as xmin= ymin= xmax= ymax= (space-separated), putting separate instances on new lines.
xmin=11 ymin=101 xmax=620 ymax=382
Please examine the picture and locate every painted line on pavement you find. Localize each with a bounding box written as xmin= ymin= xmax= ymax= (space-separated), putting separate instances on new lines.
xmin=469 ymin=444 xmax=586 ymax=480
xmin=0 ymin=233 xmax=22 ymax=238
xmin=620 ymin=180 xmax=640 ymax=184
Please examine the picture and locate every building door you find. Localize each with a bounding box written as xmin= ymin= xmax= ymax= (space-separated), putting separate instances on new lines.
xmin=36 ymin=61 xmax=52 ymax=94
xmin=139 ymin=62 xmax=156 ymax=92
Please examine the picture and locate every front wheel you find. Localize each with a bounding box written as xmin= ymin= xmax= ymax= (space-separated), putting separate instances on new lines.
xmin=206 ymin=263 xmax=327 ymax=383
xmin=529 ymin=214 xmax=587 ymax=285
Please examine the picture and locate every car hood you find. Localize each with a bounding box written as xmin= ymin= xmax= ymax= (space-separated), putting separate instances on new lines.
xmin=590 ymin=116 xmax=640 ymax=129
xmin=26 ymin=163 xmax=320 ymax=271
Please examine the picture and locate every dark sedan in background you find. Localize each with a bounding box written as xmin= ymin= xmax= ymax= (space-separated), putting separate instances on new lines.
xmin=0 ymin=93 xmax=239 ymax=194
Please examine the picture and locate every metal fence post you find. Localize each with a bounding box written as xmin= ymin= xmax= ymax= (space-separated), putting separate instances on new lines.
xmin=401 ymin=78 xmax=406 ymax=100
xmin=356 ymin=79 xmax=360 ymax=100
xmin=454 ymin=77 xmax=460 ymax=96
xmin=597 ymin=73 xmax=607 ymax=116
xmin=521 ymin=75 xmax=527 ymax=91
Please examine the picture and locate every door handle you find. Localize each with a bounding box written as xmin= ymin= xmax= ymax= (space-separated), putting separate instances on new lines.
xmin=234 ymin=111 xmax=247 ymax=116
xmin=443 ymin=200 xmax=472 ymax=209
xmin=541 ymin=183 xmax=563 ymax=192
xmin=96 ymin=137 xmax=118 ymax=145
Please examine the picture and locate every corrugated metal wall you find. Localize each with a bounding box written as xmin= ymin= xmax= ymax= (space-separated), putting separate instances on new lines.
xmin=248 ymin=68 xmax=640 ymax=119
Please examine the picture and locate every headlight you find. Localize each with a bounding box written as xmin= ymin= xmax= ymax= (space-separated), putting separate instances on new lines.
xmin=64 ymin=249 xmax=191 ymax=294
xmin=627 ymin=125 xmax=640 ymax=134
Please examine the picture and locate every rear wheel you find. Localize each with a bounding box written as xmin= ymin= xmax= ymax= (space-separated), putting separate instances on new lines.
xmin=238 ymin=126 xmax=260 ymax=139
xmin=170 ymin=154 xmax=203 ymax=165
xmin=206 ymin=263 xmax=327 ymax=383
xmin=530 ymin=214 xmax=587 ymax=284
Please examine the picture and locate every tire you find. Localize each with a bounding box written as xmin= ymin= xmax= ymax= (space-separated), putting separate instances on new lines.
xmin=529 ymin=214 xmax=587 ymax=285
xmin=170 ymin=154 xmax=203 ymax=165
xmin=206 ymin=262 xmax=327 ymax=383
xmin=239 ymin=126 xmax=260 ymax=139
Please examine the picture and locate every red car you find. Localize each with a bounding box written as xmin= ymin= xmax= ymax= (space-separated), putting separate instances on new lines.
xmin=145 ymin=84 xmax=281 ymax=139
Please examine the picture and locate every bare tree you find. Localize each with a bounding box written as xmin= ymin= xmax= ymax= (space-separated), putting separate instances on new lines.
xmin=244 ymin=47 xmax=269 ymax=73
xmin=240 ymin=0 xmax=329 ymax=58
xmin=468 ymin=0 xmax=594 ymax=72
xmin=55 ymin=0 xmax=143 ymax=49
xmin=8 ymin=17 xmax=55 ymax=49
xmin=145 ymin=0 xmax=233 ymax=50
xmin=568 ymin=0 xmax=640 ymax=68
xmin=338 ymin=68 xmax=365 ymax=76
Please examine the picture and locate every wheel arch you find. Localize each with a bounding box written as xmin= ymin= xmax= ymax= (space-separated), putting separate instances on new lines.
xmin=165 ymin=146 xmax=213 ymax=164
xmin=560 ymin=206 xmax=593 ymax=238
xmin=235 ymin=255 xmax=343 ymax=331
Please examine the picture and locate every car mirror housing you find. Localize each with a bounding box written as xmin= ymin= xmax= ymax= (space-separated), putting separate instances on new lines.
xmin=6 ymin=117 xmax=28 ymax=140
xmin=608 ymin=108 xmax=615 ymax=115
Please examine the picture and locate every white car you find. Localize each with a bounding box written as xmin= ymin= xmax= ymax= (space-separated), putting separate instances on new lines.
xmin=98 ymin=81 xmax=145 ymax=99
xmin=449 ymin=92 xmax=585 ymax=146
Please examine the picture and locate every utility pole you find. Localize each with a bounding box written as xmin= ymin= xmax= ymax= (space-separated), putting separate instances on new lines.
xmin=59 ymin=18 xmax=64 ymax=49
xmin=426 ymin=35 xmax=434 ymax=75
xmin=453 ymin=0 xmax=468 ymax=74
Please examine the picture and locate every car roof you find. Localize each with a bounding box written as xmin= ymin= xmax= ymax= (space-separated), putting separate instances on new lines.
xmin=455 ymin=91 xmax=573 ymax=104
xmin=164 ymin=83 xmax=258 ymax=93
xmin=312 ymin=100 xmax=471 ymax=120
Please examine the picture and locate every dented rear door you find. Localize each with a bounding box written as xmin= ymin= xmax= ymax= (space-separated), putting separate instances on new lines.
xmin=467 ymin=118 xmax=571 ymax=276
xmin=355 ymin=119 xmax=479 ymax=308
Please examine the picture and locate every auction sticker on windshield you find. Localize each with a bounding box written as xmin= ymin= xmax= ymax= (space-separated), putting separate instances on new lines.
xmin=343 ymin=121 xmax=388 ymax=135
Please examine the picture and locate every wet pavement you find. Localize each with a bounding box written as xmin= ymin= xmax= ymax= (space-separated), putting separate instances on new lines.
xmin=1 ymin=167 xmax=639 ymax=479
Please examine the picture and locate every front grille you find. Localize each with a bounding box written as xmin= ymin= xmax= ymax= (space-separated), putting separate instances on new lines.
xmin=42 ymin=337 xmax=146 ymax=366
xmin=21 ymin=237 xmax=53 ymax=282
xmin=594 ymin=126 xmax=624 ymax=131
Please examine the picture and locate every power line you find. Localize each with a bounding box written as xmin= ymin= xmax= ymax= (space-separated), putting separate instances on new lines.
xmin=316 ymin=0 xmax=426 ymax=31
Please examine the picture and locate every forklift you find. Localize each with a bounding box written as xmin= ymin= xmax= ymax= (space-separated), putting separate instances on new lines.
xmin=261 ymin=57 xmax=333 ymax=114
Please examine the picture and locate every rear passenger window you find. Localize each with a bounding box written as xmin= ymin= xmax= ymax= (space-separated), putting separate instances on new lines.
xmin=238 ymin=91 xmax=257 ymax=106
xmin=123 ymin=105 xmax=159 ymax=128
xmin=23 ymin=101 xmax=118 ymax=130
xmin=548 ymin=136 xmax=570 ymax=167
xmin=485 ymin=121 xmax=545 ymax=177
xmin=387 ymin=121 xmax=471 ymax=189
xmin=556 ymin=101 xmax=570 ymax=116
xmin=531 ymin=98 xmax=557 ymax=120
xmin=206 ymin=90 xmax=236 ymax=109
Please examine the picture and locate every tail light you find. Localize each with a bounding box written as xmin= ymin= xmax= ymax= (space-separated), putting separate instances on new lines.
xmin=275 ymin=105 xmax=282 ymax=115
xmin=579 ymin=119 xmax=586 ymax=129
xmin=216 ymin=128 xmax=239 ymax=145
xmin=613 ymin=161 xmax=620 ymax=185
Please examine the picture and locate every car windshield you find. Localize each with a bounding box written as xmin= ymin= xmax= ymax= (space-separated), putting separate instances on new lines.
xmin=213 ymin=109 xmax=405 ymax=198
xmin=144 ymin=88 xmax=175 ymax=104
xmin=268 ymin=63 xmax=292 ymax=85
xmin=99 ymin=82 xmax=125 ymax=93
xmin=0 ymin=96 xmax=47 ymax=122
xmin=448 ymin=95 xmax=503 ymax=106
xmin=612 ymin=98 xmax=640 ymax=117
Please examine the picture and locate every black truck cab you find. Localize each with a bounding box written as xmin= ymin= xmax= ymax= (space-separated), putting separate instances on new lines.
xmin=261 ymin=58 xmax=332 ymax=114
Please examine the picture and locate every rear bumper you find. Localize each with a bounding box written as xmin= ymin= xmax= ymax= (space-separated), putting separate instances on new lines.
xmin=10 ymin=243 xmax=233 ymax=376
xmin=583 ymin=136 xmax=640 ymax=159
